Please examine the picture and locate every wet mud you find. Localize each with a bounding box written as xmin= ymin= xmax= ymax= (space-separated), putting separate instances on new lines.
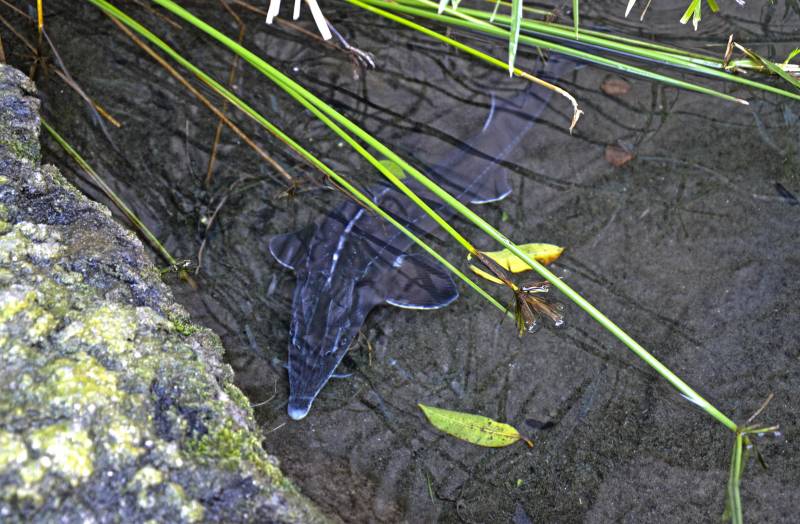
xmin=4 ymin=0 xmax=799 ymax=521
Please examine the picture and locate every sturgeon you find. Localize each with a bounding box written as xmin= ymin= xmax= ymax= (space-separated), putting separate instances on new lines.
xmin=270 ymin=60 xmax=570 ymax=420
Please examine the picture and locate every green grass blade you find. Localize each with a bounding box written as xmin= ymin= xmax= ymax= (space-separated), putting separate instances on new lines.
xmin=359 ymin=0 xmax=751 ymax=104
xmin=508 ymin=0 xmax=522 ymax=74
xmin=42 ymin=118 xmax=180 ymax=269
xmin=155 ymin=0 xmax=740 ymax=434
xmin=572 ymin=0 xmax=579 ymax=38
xmin=489 ymin=0 xmax=502 ymax=22
xmin=85 ymin=0 xmax=510 ymax=317
xmin=377 ymin=0 xmax=800 ymax=100
xmin=725 ymin=432 xmax=744 ymax=524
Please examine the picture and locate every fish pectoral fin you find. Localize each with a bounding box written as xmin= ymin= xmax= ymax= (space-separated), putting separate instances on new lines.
xmin=383 ymin=253 xmax=459 ymax=310
xmin=269 ymin=225 xmax=315 ymax=271
xmin=429 ymin=163 xmax=513 ymax=205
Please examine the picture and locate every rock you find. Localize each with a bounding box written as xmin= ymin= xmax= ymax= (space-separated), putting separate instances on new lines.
xmin=0 ymin=65 xmax=327 ymax=523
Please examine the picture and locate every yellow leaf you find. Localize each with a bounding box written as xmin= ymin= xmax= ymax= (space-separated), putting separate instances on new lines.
xmin=467 ymin=243 xmax=564 ymax=285
xmin=418 ymin=403 xmax=533 ymax=448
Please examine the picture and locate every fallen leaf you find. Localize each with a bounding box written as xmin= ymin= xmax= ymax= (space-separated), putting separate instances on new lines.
xmin=378 ymin=158 xmax=406 ymax=179
xmin=601 ymin=76 xmax=631 ymax=96
xmin=467 ymin=243 xmax=563 ymax=285
xmin=419 ymin=404 xmax=533 ymax=448
xmin=605 ymin=145 xmax=635 ymax=167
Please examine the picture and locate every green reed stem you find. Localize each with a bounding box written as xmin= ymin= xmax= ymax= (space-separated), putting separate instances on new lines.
xmin=362 ymin=0 xmax=800 ymax=102
xmin=42 ymin=118 xmax=180 ymax=268
xmin=153 ymin=0 xmax=738 ymax=432
xmin=86 ymin=0 xmax=508 ymax=317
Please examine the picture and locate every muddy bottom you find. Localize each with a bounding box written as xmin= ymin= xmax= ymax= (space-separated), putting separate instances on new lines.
xmin=6 ymin=0 xmax=799 ymax=521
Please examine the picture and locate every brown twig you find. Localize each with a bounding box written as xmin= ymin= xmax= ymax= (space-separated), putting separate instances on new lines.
xmin=195 ymin=177 xmax=249 ymax=275
xmin=131 ymin=0 xmax=183 ymax=30
xmin=106 ymin=13 xmax=294 ymax=184
xmin=746 ymin=393 xmax=774 ymax=426
xmin=0 ymin=11 xmax=117 ymax=129
xmin=0 ymin=0 xmax=31 ymax=19
xmin=41 ymin=28 xmax=119 ymax=145
xmin=205 ymin=0 xmax=246 ymax=188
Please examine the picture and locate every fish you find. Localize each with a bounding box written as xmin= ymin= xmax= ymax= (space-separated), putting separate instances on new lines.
xmin=270 ymin=59 xmax=572 ymax=420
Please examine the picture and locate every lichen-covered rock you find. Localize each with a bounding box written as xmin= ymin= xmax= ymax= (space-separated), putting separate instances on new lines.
xmin=0 ymin=65 xmax=327 ymax=523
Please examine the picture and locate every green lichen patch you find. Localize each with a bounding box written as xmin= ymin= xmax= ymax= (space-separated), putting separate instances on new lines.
xmin=167 ymin=311 xmax=200 ymax=336
xmin=28 ymin=423 xmax=94 ymax=487
xmin=0 ymin=431 xmax=28 ymax=470
xmin=0 ymin=286 xmax=36 ymax=323
xmin=35 ymin=353 xmax=121 ymax=413
xmin=104 ymin=415 xmax=144 ymax=461
xmin=61 ymin=303 xmax=137 ymax=354
xmin=0 ymin=223 xmax=63 ymax=264
xmin=129 ymin=466 xmax=164 ymax=510
xmin=185 ymin=421 xmax=289 ymax=489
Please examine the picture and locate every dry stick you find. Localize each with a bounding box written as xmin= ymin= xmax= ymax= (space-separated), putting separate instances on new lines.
xmin=0 ymin=13 xmax=34 ymax=53
xmin=41 ymin=28 xmax=118 ymax=143
xmin=205 ymin=0 xmax=245 ymax=188
xmin=0 ymin=33 xmax=5 ymax=63
xmin=51 ymin=68 xmax=122 ymax=128
xmin=0 ymin=0 xmax=29 ymax=18
xmin=41 ymin=119 xmax=198 ymax=288
xmin=131 ymin=0 xmax=183 ymax=30
xmin=0 ymin=12 xmax=119 ymax=129
xmin=107 ymin=15 xmax=293 ymax=184
xmin=195 ymin=177 xmax=248 ymax=275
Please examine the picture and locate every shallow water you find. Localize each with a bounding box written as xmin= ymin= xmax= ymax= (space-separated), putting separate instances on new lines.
xmin=6 ymin=0 xmax=800 ymax=521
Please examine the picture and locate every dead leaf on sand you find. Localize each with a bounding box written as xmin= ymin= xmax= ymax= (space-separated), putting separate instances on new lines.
xmin=605 ymin=145 xmax=635 ymax=167
xmin=601 ymin=76 xmax=631 ymax=96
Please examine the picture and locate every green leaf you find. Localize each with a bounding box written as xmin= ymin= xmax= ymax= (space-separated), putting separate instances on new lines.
xmin=784 ymin=48 xmax=800 ymax=66
xmin=705 ymin=0 xmax=719 ymax=13
xmin=735 ymin=43 xmax=800 ymax=90
xmin=419 ymin=404 xmax=532 ymax=447
xmin=378 ymin=158 xmax=406 ymax=179
xmin=680 ymin=0 xmax=701 ymax=30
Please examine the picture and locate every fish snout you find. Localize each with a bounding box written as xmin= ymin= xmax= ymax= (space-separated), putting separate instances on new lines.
xmin=287 ymin=396 xmax=314 ymax=420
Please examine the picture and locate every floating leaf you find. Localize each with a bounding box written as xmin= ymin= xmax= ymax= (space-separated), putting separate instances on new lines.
xmin=601 ymin=76 xmax=631 ymax=96
xmin=467 ymin=243 xmax=563 ymax=284
xmin=419 ymin=404 xmax=532 ymax=448
xmin=605 ymin=144 xmax=635 ymax=167
xmin=378 ymin=158 xmax=406 ymax=179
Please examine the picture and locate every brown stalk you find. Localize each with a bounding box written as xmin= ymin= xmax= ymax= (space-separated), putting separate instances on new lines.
xmin=132 ymin=0 xmax=183 ymax=30
xmin=205 ymin=0 xmax=246 ymax=188
xmin=106 ymin=13 xmax=294 ymax=184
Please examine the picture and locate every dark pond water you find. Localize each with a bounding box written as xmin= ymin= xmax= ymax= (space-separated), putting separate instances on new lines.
xmin=4 ymin=0 xmax=799 ymax=521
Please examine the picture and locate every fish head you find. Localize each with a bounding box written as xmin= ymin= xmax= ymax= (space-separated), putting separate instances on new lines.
xmin=286 ymin=273 xmax=374 ymax=420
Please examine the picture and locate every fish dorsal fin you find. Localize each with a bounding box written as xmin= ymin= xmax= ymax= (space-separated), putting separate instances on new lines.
xmin=269 ymin=225 xmax=315 ymax=271
xmin=382 ymin=253 xmax=459 ymax=310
